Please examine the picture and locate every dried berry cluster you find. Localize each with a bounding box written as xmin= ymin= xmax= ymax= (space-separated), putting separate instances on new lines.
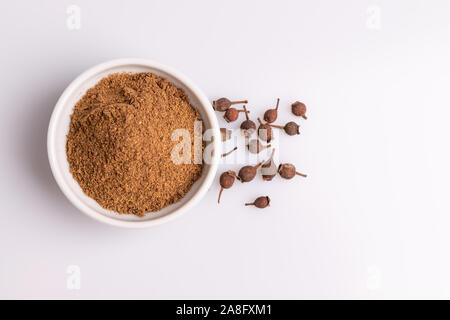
xmin=213 ymin=98 xmax=308 ymax=209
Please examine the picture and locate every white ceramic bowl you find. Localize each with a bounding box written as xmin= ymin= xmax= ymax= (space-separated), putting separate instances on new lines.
xmin=48 ymin=58 xmax=220 ymax=228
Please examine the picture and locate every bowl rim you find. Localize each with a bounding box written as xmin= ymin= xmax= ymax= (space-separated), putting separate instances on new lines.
xmin=47 ymin=58 xmax=220 ymax=228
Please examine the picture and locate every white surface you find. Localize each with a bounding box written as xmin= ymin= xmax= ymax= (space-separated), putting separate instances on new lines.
xmin=1 ymin=0 xmax=450 ymax=299
xmin=47 ymin=58 xmax=220 ymax=228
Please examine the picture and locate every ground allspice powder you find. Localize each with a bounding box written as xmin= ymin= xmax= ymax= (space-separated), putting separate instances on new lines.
xmin=66 ymin=72 xmax=203 ymax=216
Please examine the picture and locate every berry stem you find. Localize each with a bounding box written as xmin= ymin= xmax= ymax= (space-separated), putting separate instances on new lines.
xmin=218 ymin=187 xmax=224 ymax=203
xmin=275 ymin=98 xmax=280 ymax=110
xmin=230 ymin=100 xmax=248 ymax=105
xmin=296 ymin=172 xmax=307 ymax=178
xmin=243 ymin=105 xmax=249 ymax=120
xmin=245 ymin=202 xmax=254 ymax=206
xmin=269 ymin=148 xmax=275 ymax=160
xmin=221 ymin=146 xmax=238 ymax=158
xmin=269 ymin=124 xmax=284 ymax=129
xmin=254 ymin=161 xmax=264 ymax=169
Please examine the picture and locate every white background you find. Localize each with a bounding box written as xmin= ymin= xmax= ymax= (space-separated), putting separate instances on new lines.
xmin=1 ymin=0 xmax=450 ymax=299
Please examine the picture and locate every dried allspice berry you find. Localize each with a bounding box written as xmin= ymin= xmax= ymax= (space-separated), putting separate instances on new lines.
xmin=247 ymin=139 xmax=271 ymax=154
xmin=278 ymin=163 xmax=307 ymax=179
xmin=291 ymin=101 xmax=307 ymax=119
xmin=284 ymin=122 xmax=300 ymax=135
xmin=245 ymin=196 xmax=270 ymax=208
xmin=213 ymin=98 xmax=248 ymax=111
xmin=261 ymin=148 xmax=277 ymax=181
xmin=263 ymin=98 xmax=280 ymax=123
xmin=269 ymin=121 xmax=300 ymax=136
xmin=257 ymin=118 xmax=273 ymax=142
xmin=220 ymin=128 xmax=232 ymax=141
xmin=238 ymin=161 xmax=264 ymax=182
xmin=224 ymin=108 xmax=247 ymax=123
xmin=218 ymin=171 xmax=238 ymax=203
xmin=240 ymin=105 xmax=256 ymax=138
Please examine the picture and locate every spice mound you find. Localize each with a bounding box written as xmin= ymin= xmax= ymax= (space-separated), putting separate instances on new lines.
xmin=66 ymin=72 xmax=203 ymax=216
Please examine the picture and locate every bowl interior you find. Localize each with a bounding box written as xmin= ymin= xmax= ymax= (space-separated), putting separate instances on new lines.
xmin=49 ymin=60 xmax=218 ymax=226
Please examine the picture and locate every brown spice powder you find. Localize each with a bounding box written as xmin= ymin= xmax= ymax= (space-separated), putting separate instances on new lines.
xmin=66 ymin=72 xmax=203 ymax=216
